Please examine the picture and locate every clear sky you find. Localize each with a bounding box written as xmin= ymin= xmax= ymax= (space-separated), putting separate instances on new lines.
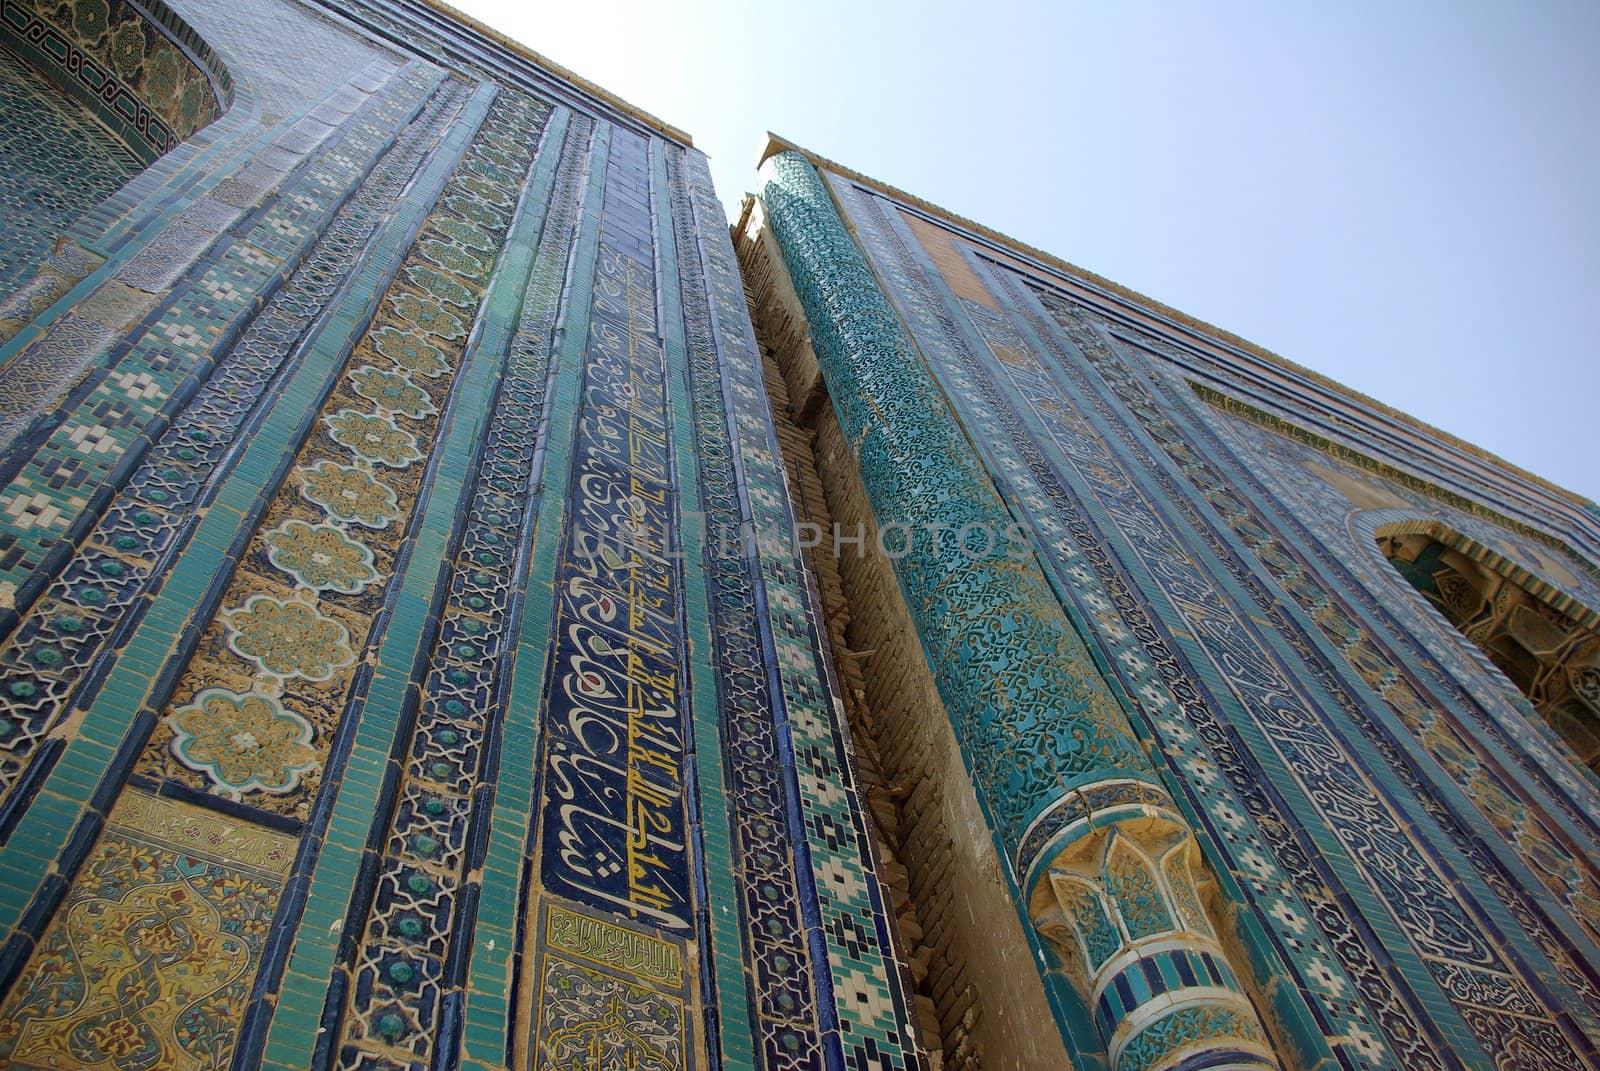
xmin=452 ymin=0 xmax=1600 ymax=505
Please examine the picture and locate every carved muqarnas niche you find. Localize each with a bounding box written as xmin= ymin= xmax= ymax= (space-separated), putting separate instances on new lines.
xmin=1380 ymin=526 xmax=1600 ymax=772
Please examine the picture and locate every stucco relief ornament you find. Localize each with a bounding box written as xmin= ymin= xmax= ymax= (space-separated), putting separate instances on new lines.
xmin=370 ymin=325 xmax=448 ymax=379
xmin=300 ymin=459 xmax=399 ymax=528
xmin=263 ymin=519 xmax=380 ymax=593
xmin=222 ymin=594 xmax=354 ymax=681
xmin=390 ymin=292 xmax=465 ymax=341
xmin=169 ymin=687 xmax=317 ymax=796
xmin=418 ymin=241 xmax=489 ymax=282
xmin=108 ymin=19 xmax=145 ymax=79
xmin=325 ymin=409 xmax=423 ymax=469
xmin=348 ymin=365 xmax=435 ymax=420
xmin=405 ymin=264 xmax=478 ymax=308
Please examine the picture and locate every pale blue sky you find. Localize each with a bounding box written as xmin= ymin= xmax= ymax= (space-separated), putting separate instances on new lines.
xmin=455 ymin=0 xmax=1599 ymax=504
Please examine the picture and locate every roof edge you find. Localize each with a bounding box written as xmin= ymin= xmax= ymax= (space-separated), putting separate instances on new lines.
xmin=756 ymin=134 xmax=1591 ymax=512
xmin=418 ymin=0 xmax=693 ymax=146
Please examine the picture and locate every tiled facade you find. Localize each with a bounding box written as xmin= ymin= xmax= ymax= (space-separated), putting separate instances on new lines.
xmin=0 ymin=3 xmax=1595 ymax=1071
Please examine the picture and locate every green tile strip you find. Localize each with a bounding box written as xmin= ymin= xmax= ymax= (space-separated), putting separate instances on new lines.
xmin=652 ymin=142 xmax=760 ymax=1069
xmin=691 ymin=150 xmax=922 ymax=1068
xmin=455 ymin=119 xmax=611 ymax=1071
xmin=321 ymin=100 xmax=578 ymax=1069
xmin=249 ymin=85 xmax=605 ymax=1071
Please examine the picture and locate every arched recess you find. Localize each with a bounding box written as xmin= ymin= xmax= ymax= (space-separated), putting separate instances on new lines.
xmin=1377 ymin=519 xmax=1600 ymax=772
xmin=0 ymin=0 xmax=232 ymax=310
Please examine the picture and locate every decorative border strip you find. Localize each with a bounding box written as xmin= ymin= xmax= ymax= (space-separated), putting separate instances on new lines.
xmin=665 ymin=145 xmax=825 ymax=1069
xmin=969 ymin=250 xmax=1586 ymax=1063
xmin=0 ymin=73 xmax=488 ymax=1062
xmin=324 ymin=99 xmax=573 ymax=1071
xmin=699 ymin=152 xmax=926 ymax=1070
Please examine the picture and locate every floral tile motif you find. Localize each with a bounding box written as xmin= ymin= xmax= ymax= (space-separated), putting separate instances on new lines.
xmin=325 ymin=409 xmax=425 ymax=469
xmin=0 ymin=60 xmax=440 ymax=601
xmin=169 ymin=686 xmax=318 ymax=796
xmin=430 ymin=216 xmax=495 ymax=253
xmin=124 ymin=85 xmax=527 ymax=825
xmin=388 ymin=290 xmax=466 ymax=341
xmin=368 ymin=326 xmax=449 ymax=380
xmin=348 ymin=367 xmax=437 ymax=421
xmin=405 ymin=262 xmax=480 ymax=306
xmin=334 ymin=99 xmax=572 ymax=1071
xmin=298 ymin=460 xmax=403 ymax=529
xmin=263 ymin=519 xmax=382 ymax=594
xmin=223 ymin=593 xmax=355 ymax=682
xmin=0 ymin=790 xmax=291 ymax=1071
xmin=533 ymin=955 xmax=683 ymax=1071
xmin=0 ymin=67 xmax=452 ymax=817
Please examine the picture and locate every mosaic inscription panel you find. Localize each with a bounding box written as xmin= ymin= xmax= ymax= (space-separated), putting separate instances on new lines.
xmin=534 ymin=130 xmax=694 ymax=933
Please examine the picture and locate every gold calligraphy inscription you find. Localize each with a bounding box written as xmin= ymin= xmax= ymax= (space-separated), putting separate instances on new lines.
xmin=545 ymin=903 xmax=682 ymax=988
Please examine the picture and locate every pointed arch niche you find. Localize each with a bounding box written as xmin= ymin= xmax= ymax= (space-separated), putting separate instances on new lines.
xmin=0 ymin=0 xmax=232 ymax=309
xmin=1377 ymin=520 xmax=1600 ymax=773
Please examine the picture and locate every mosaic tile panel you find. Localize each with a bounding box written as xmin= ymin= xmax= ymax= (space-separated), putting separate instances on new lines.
xmin=530 ymin=129 xmax=694 ymax=934
xmin=331 ymin=102 xmax=579 ymax=1071
xmin=1191 ymin=387 xmax=1600 ymax=820
xmin=0 ymin=42 xmax=138 ymax=310
xmin=889 ymin=220 xmax=1594 ymax=1066
xmin=999 ymin=290 xmax=1600 ymax=1059
xmin=833 ymin=182 xmax=1389 ymax=1071
xmin=1050 ymin=307 xmax=1600 ymax=953
xmin=665 ymin=148 xmax=827 ymax=1067
xmin=0 ymin=79 xmax=546 ymax=1071
xmin=759 ymin=151 xmax=1150 ymax=863
xmin=0 ymin=61 xmax=442 ymax=585
xmin=511 ymin=131 xmax=720 ymax=1071
xmin=530 ymin=906 xmax=692 ymax=1071
xmin=133 ymin=86 xmax=547 ymax=816
xmin=0 ymin=788 xmax=293 ymax=1071
xmin=761 ymin=153 xmax=1272 ymax=1071
xmin=0 ymin=0 xmax=226 ymax=161
xmin=1178 ymin=380 xmax=1600 ymax=589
